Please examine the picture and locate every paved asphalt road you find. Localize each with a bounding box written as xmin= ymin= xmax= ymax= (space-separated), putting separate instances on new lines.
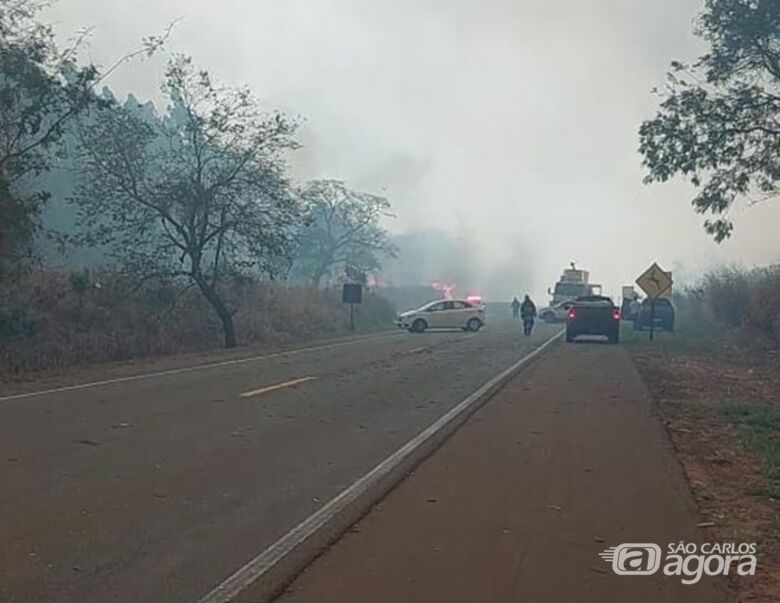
xmin=278 ymin=340 xmax=734 ymax=603
xmin=0 ymin=319 xmax=557 ymax=603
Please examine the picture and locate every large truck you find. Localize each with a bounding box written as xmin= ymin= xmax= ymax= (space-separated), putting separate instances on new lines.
xmin=548 ymin=264 xmax=602 ymax=305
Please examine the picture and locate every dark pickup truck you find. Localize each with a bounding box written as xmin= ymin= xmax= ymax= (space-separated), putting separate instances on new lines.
xmin=565 ymin=295 xmax=620 ymax=343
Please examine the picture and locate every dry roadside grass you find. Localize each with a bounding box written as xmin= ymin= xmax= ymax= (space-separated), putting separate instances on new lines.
xmin=628 ymin=331 xmax=780 ymax=602
xmin=0 ymin=269 xmax=396 ymax=379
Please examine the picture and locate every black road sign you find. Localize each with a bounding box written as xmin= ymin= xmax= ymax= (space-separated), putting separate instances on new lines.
xmin=342 ymin=283 xmax=363 ymax=305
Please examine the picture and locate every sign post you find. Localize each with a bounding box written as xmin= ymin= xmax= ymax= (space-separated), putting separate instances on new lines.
xmin=342 ymin=283 xmax=363 ymax=331
xmin=635 ymin=262 xmax=673 ymax=342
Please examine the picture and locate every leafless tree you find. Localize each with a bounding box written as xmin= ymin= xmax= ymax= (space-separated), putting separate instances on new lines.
xmin=294 ymin=180 xmax=396 ymax=286
xmin=74 ymin=56 xmax=301 ymax=348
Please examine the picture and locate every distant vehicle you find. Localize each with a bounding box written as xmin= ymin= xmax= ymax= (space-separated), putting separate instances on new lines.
xmin=565 ymin=295 xmax=620 ymax=343
xmin=621 ymin=297 xmax=642 ymax=322
xmin=633 ymin=298 xmax=675 ymax=332
xmin=620 ymin=285 xmax=640 ymax=321
xmin=621 ymin=287 xmax=642 ymax=322
xmin=395 ymin=299 xmax=485 ymax=333
xmin=548 ymin=264 xmax=602 ymax=305
xmin=538 ymin=300 xmax=574 ymax=323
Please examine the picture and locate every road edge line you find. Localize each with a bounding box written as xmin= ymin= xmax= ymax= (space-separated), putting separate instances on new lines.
xmin=197 ymin=329 xmax=564 ymax=603
xmin=0 ymin=332 xmax=401 ymax=403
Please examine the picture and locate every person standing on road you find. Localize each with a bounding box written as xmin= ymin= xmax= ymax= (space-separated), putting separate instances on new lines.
xmin=520 ymin=294 xmax=537 ymax=336
xmin=511 ymin=296 xmax=521 ymax=320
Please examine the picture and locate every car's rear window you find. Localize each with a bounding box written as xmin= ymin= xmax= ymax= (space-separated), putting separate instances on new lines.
xmin=575 ymin=296 xmax=613 ymax=304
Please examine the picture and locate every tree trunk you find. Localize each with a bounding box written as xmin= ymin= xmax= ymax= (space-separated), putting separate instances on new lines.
xmin=311 ymin=253 xmax=333 ymax=288
xmin=312 ymin=263 xmax=328 ymax=287
xmin=193 ymin=275 xmax=237 ymax=348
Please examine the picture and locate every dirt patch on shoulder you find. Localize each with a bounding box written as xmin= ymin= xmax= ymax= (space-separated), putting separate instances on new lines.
xmin=631 ymin=345 xmax=780 ymax=602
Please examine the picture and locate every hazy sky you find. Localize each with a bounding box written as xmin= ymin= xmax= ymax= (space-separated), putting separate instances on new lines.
xmin=45 ymin=0 xmax=780 ymax=300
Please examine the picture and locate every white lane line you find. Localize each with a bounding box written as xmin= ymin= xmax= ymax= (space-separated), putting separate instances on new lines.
xmin=197 ymin=329 xmax=564 ymax=603
xmin=240 ymin=377 xmax=316 ymax=399
xmin=0 ymin=333 xmax=402 ymax=402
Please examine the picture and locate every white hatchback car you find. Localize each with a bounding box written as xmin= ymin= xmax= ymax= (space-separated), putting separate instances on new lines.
xmin=395 ymin=299 xmax=486 ymax=333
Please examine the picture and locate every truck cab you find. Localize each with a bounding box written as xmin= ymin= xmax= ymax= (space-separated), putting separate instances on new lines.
xmin=548 ymin=266 xmax=602 ymax=305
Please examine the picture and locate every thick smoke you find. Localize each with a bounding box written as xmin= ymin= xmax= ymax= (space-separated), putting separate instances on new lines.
xmin=45 ymin=0 xmax=780 ymax=302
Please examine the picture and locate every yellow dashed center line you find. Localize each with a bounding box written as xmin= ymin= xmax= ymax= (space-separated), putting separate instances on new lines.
xmin=239 ymin=376 xmax=316 ymax=398
xmin=407 ymin=347 xmax=428 ymax=354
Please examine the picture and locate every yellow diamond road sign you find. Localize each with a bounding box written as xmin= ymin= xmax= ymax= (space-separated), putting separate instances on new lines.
xmin=636 ymin=262 xmax=673 ymax=298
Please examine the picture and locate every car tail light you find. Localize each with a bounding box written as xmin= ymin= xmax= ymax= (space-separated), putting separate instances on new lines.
xmin=566 ymin=308 xmax=576 ymax=320
xmin=612 ymin=308 xmax=621 ymax=320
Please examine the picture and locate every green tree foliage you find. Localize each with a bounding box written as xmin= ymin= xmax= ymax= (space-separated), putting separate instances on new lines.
xmin=639 ymin=0 xmax=780 ymax=241
xmin=74 ymin=56 xmax=302 ymax=348
xmin=0 ymin=0 xmax=170 ymax=279
xmin=293 ymin=180 xmax=396 ymax=286
xmin=0 ymin=0 xmax=98 ymax=278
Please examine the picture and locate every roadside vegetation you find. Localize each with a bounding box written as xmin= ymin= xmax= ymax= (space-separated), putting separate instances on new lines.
xmin=0 ymin=0 xmax=400 ymax=376
xmin=626 ymin=265 xmax=780 ymax=350
xmin=0 ymin=268 xmax=395 ymax=377
xmin=626 ymin=266 xmax=780 ymax=601
xmin=721 ymin=402 xmax=780 ymax=501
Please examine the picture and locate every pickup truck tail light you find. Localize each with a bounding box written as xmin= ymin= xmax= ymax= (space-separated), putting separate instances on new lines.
xmin=566 ymin=308 xmax=576 ymax=320
xmin=612 ymin=308 xmax=621 ymax=320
